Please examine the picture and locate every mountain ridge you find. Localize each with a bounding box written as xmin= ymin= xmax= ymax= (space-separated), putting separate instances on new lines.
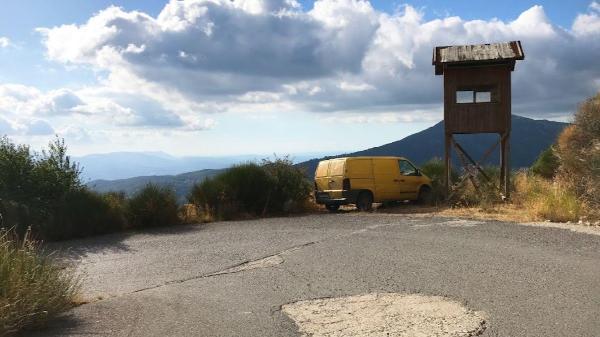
xmin=296 ymin=115 xmax=567 ymax=176
xmin=86 ymin=115 xmax=567 ymax=202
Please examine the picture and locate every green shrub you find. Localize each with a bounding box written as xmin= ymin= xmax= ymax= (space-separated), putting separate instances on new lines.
xmin=188 ymin=177 xmax=226 ymax=220
xmin=419 ymin=158 xmax=458 ymax=204
xmin=188 ymin=159 xmax=312 ymax=220
xmin=449 ymin=166 xmax=505 ymax=208
xmin=0 ymin=137 xmax=185 ymax=239
xmin=0 ymin=137 xmax=82 ymax=238
xmin=218 ymin=163 xmax=273 ymax=216
xmin=48 ymin=189 xmax=129 ymax=241
xmin=261 ymin=158 xmax=312 ymax=213
xmin=0 ymin=229 xmax=80 ymax=336
xmin=128 ymin=184 xmax=180 ymax=228
xmin=530 ymin=147 xmax=559 ymax=179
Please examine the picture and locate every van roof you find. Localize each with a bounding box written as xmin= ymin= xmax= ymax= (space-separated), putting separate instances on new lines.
xmin=321 ymin=156 xmax=407 ymax=161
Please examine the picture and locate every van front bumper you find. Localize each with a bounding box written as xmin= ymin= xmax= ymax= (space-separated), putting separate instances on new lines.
xmin=315 ymin=190 xmax=360 ymax=205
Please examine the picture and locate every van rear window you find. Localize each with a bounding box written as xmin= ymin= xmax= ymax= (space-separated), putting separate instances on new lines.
xmin=315 ymin=162 xmax=329 ymax=177
xmin=329 ymin=160 xmax=345 ymax=176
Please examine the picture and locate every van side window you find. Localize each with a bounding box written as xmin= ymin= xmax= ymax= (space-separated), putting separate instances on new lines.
xmin=398 ymin=160 xmax=417 ymax=176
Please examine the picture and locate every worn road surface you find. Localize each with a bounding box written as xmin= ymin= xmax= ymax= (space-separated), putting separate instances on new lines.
xmin=33 ymin=213 xmax=600 ymax=337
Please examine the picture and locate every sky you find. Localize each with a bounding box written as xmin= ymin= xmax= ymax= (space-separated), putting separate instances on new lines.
xmin=0 ymin=0 xmax=599 ymax=156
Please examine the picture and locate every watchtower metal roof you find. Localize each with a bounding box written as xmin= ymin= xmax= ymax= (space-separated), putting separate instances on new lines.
xmin=433 ymin=41 xmax=524 ymax=75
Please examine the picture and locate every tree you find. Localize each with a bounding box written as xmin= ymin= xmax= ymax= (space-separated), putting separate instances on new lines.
xmin=530 ymin=147 xmax=560 ymax=179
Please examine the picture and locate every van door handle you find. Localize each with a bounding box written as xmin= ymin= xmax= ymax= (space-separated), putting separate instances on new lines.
xmin=329 ymin=180 xmax=335 ymax=183
xmin=394 ymin=179 xmax=405 ymax=182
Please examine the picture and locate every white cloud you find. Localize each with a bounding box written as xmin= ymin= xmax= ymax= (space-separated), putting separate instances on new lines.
xmin=25 ymin=120 xmax=55 ymax=135
xmin=0 ymin=117 xmax=18 ymax=135
xmin=25 ymin=0 xmax=600 ymax=129
xmin=0 ymin=37 xmax=10 ymax=48
xmin=573 ymin=2 xmax=600 ymax=36
xmin=338 ymin=81 xmax=375 ymax=92
xmin=0 ymin=116 xmax=55 ymax=136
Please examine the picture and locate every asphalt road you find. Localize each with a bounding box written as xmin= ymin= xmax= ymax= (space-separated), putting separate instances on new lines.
xmin=33 ymin=213 xmax=600 ymax=337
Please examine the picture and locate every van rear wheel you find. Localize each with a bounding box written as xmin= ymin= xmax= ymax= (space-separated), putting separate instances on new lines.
xmin=356 ymin=191 xmax=373 ymax=212
xmin=326 ymin=204 xmax=340 ymax=212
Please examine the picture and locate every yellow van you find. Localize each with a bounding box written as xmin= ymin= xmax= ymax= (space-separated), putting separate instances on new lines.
xmin=314 ymin=157 xmax=432 ymax=211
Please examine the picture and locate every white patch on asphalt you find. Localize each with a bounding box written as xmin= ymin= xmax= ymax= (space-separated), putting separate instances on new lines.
xmin=412 ymin=219 xmax=482 ymax=228
xmin=209 ymin=254 xmax=283 ymax=276
xmin=443 ymin=219 xmax=482 ymax=227
xmin=282 ymin=293 xmax=486 ymax=337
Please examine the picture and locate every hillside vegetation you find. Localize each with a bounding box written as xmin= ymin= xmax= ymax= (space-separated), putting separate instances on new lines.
xmin=87 ymin=169 xmax=221 ymax=204
xmin=0 ymin=137 xmax=182 ymax=240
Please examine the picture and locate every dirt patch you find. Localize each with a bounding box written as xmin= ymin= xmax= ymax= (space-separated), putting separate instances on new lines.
xmin=520 ymin=221 xmax=600 ymax=237
xmin=379 ymin=204 xmax=600 ymax=236
xmin=282 ymin=293 xmax=486 ymax=337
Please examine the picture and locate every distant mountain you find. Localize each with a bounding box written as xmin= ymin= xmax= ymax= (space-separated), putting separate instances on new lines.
xmin=76 ymin=151 xmax=330 ymax=181
xmin=86 ymin=169 xmax=221 ymax=204
xmin=86 ymin=115 xmax=567 ymax=202
xmin=297 ymin=115 xmax=568 ymax=176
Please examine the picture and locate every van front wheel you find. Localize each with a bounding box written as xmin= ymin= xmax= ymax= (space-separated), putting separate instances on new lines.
xmin=417 ymin=186 xmax=433 ymax=205
xmin=356 ymin=191 xmax=373 ymax=212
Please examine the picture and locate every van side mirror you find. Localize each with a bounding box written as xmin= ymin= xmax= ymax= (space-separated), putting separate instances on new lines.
xmin=416 ymin=169 xmax=422 ymax=176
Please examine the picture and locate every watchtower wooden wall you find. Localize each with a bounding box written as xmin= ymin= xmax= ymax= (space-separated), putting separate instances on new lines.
xmin=433 ymin=41 xmax=524 ymax=198
xmin=443 ymin=64 xmax=511 ymax=134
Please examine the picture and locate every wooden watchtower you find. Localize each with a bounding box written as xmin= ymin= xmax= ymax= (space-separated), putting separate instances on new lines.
xmin=433 ymin=41 xmax=524 ymax=198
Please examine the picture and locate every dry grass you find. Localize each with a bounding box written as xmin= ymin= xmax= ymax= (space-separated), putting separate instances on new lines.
xmin=512 ymin=172 xmax=582 ymax=222
xmin=0 ymin=229 xmax=80 ymax=336
xmin=438 ymin=173 xmax=582 ymax=223
xmin=178 ymin=203 xmax=213 ymax=224
xmin=438 ymin=204 xmax=535 ymax=223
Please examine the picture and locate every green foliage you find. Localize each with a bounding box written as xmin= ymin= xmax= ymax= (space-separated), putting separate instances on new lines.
xmin=128 ymin=184 xmax=180 ymax=228
xmin=530 ymin=147 xmax=559 ymax=179
xmin=0 ymin=137 xmax=183 ymax=240
xmin=0 ymin=229 xmax=80 ymax=336
xmin=261 ymin=158 xmax=312 ymax=213
xmin=419 ymin=158 xmax=458 ymax=204
xmin=219 ymin=163 xmax=274 ymax=215
xmin=49 ymin=189 xmax=128 ymax=240
xmin=188 ymin=177 xmax=226 ymax=220
xmin=188 ymin=159 xmax=312 ymax=220
xmin=0 ymin=138 xmax=36 ymax=204
xmin=0 ymin=137 xmax=82 ymax=236
xmin=449 ymin=166 xmax=506 ymax=208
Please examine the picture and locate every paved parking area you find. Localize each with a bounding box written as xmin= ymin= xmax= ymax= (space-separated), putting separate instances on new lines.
xmin=34 ymin=213 xmax=600 ymax=336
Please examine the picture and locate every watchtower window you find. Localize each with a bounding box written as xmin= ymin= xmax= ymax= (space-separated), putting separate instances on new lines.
xmin=475 ymin=91 xmax=491 ymax=102
xmin=456 ymin=89 xmax=495 ymax=104
xmin=456 ymin=90 xmax=474 ymax=103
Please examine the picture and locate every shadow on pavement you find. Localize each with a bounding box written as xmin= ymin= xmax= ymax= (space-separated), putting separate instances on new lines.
xmin=43 ymin=223 xmax=206 ymax=262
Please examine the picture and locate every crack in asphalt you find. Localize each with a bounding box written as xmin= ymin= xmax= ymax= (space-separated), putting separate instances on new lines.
xmin=129 ymin=240 xmax=318 ymax=295
xmin=96 ymin=219 xmax=415 ymax=299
